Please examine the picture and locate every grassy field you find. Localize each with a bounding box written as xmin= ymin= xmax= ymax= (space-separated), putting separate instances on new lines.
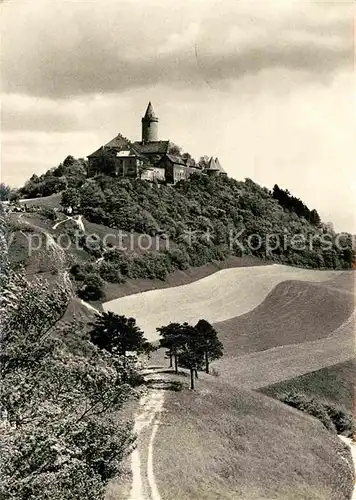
xmin=214 ymin=276 xmax=354 ymax=356
xmin=103 ymin=265 xmax=342 ymax=341
xmin=261 ymin=360 xmax=356 ymax=412
xmin=8 ymin=214 xmax=61 ymax=278
xmin=152 ymin=376 xmax=353 ymax=500
xmin=18 ymin=193 xmax=62 ymax=208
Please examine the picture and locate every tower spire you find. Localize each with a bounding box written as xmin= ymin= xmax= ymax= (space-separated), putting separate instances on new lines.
xmin=142 ymin=102 xmax=159 ymax=143
xmin=144 ymin=102 xmax=157 ymax=119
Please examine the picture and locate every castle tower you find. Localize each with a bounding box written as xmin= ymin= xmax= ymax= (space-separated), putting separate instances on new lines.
xmin=141 ymin=102 xmax=159 ymax=143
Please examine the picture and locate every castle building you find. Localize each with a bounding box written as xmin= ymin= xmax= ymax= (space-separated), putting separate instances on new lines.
xmin=87 ymin=102 xmax=224 ymax=184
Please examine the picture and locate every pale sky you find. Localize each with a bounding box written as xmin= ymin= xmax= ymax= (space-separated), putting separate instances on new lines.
xmin=1 ymin=0 xmax=355 ymax=232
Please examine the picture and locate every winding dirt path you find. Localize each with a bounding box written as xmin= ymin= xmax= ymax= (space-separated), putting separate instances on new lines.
xmin=129 ymin=386 xmax=164 ymax=500
xmin=339 ymin=436 xmax=356 ymax=499
xmin=53 ymin=214 xmax=85 ymax=232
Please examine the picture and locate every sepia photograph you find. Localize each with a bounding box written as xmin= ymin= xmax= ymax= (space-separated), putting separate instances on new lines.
xmin=0 ymin=1 xmax=355 ymax=499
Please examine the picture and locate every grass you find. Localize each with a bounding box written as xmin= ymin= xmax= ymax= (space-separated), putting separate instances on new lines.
xmin=214 ymin=277 xmax=354 ymax=356
xmin=261 ymin=360 xmax=356 ymax=412
xmin=152 ymin=376 xmax=353 ymax=499
xmin=132 ymin=350 xmax=355 ymax=498
xmin=7 ymin=207 xmax=356 ymax=499
xmin=19 ymin=192 xmax=62 ymax=208
xmin=103 ymin=265 xmax=341 ymax=341
xmin=8 ymin=214 xmax=59 ymax=278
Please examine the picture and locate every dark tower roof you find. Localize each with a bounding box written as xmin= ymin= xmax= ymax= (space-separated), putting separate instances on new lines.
xmin=206 ymin=157 xmax=219 ymax=171
xmin=143 ymin=102 xmax=158 ymax=121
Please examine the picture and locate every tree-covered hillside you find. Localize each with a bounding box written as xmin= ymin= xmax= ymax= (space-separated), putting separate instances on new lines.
xmin=66 ymin=172 xmax=353 ymax=272
xmin=20 ymin=156 xmax=87 ymax=199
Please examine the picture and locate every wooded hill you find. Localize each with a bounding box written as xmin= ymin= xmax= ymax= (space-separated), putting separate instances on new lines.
xmin=17 ymin=157 xmax=354 ymax=290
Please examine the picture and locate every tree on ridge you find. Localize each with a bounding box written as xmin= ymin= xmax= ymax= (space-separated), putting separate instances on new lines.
xmin=157 ymin=322 xmax=186 ymax=374
xmin=158 ymin=319 xmax=224 ymax=389
xmin=195 ymin=319 xmax=223 ymax=374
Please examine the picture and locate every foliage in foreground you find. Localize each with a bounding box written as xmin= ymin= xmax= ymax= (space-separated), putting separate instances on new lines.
xmin=0 ymin=233 xmax=138 ymax=499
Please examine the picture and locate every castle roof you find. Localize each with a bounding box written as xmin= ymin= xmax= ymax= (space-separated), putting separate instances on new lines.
xmin=143 ymin=101 xmax=158 ymax=120
xmin=205 ymin=156 xmax=225 ymax=173
xmin=214 ymin=157 xmax=226 ymax=174
xmin=206 ymin=157 xmax=219 ymax=171
xmin=165 ymin=154 xmax=188 ymax=166
xmin=87 ymin=133 xmax=131 ymax=158
xmin=132 ymin=140 xmax=169 ymax=155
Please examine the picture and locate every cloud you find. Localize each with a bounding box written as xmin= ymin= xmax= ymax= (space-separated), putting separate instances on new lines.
xmin=1 ymin=0 xmax=352 ymax=97
xmin=1 ymin=93 xmax=135 ymax=132
xmin=1 ymin=131 xmax=97 ymax=185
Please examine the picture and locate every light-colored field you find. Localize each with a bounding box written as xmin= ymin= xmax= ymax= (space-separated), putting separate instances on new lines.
xmin=103 ymin=264 xmax=346 ymax=341
xmin=212 ymin=311 xmax=355 ymax=390
xmin=215 ymin=275 xmax=355 ymax=355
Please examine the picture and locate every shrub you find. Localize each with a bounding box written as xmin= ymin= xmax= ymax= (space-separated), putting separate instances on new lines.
xmin=99 ymin=261 xmax=125 ymax=284
xmin=278 ymin=392 xmax=336 ymax=432
xmin=277 ymin=392 xmax=356 ymax=437
xmin=78 ymin=273 xmax=105 ymax=301
xmin=39 ymin=207 xmax=57 ymax=221
xmin=325 ymin=403 xmax=355 ymax=437
xmin=165 ymin=247 xmax=190 ymax=270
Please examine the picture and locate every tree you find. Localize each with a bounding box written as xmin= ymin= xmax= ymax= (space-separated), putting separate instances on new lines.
xmin=78 ymin=273 xmax=105 ymax=301
xmin=8 ymin=189 xmax=20 ymax=203
xmin=182 ymin=152 xmax=195 ymax=166
xmin=158 ymin=320 xmax=223 ymax=388
xmin=198 ymin=155 xmax=209 ymax=168
xmin=64 ymin=158 xmax=88 ymax=187
xmin=63 ymin=155 xmax=76 ymax=168
xmin=157 ymin=322 xmax=187 ymax=374
xmin=0 ymin=183 xmax=11 ymax=201
xmin=61 ymin=187 xmax=81 ymax=212
xmin=89 ymin=312 xmax=148 ymax=362
xmin=168 ymin=142 xmax=182 ymax=156
xmin=158 ymin=322 xmax=206 ymax=388
xmin=310 ymin=209 xmax=321 ymax=227
xmin=177 ymin=323 xmax=204 ymax=390
xmin=195 ymin=319 xmax=223 ymax=374
xmin=142 ymin=340 xmax=157 ymax=359
xmin=91 ymin=151 xmax=117 ymax=176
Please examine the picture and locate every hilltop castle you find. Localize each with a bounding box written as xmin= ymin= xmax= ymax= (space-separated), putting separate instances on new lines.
xmin=87 ymin=102 xmax=225 ymax=184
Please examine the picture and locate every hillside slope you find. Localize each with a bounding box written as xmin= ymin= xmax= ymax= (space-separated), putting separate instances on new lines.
xmin=11 ymin=172 xmax=354 ymax=303
xmin=153 ymin=377 xmax=353 ymax=500
xmin=215 ymin=275 xmax=354 ymax=355
xmin=261 ymin=360 xmax=356 ymax=412
xmin=211 ymin=313 xmax=354 ymax=389
xmin=103 ymin=265 xmax=344 ymax=341
xmin=5 ymin=207 xmax=356 ymax=499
